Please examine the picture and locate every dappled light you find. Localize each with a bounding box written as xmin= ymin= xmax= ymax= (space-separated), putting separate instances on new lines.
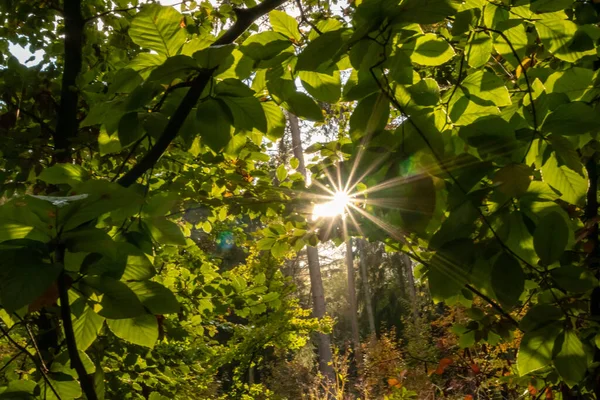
xmin=1 ymin=0 xmax=599 ymax=399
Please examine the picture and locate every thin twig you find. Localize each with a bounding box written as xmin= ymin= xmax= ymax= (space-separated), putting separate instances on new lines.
xmin=152 ymin=81 xmax=194 ymax=112
xmin=294 ymin=0 xmax=322 ymax=36
xmin=0 ymin=349 xmax=27 ymax=374
xmin=371 ymin=63 xmax=543 ymax=275
xmin=111 ymin=134 xmax=149 ymax=182
xmin=84 ymin=1 xmax=192 ymax=22
xmin=475 ymin=26 xmax=539 ymax=162
xmin=0 ymin=325 xmax=62 ymax=399
xmin=25 ymin=324 xmax=49 ymax=373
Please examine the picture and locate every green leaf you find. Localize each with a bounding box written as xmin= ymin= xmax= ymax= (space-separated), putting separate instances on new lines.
xmin=491 ymin=253 xmax=524 ymax=309
xmin=0 ymin=379 xmax=37 ymax=398
xmin=553 ymin=331 xmax=588 ymax=387
xmin=493 ymin=164 xmax=532 ymax=197
xmin=296 ymin=29 xmax=350 ymax=71
xmin=461 ymin=70 xmax=511 ymax=107
xmin=118 ymin=112 xmax=144 ymax=147
xmin=128 ymin=4 xmax=186 ymax=56
xmin=299 ymin=70 xmax=341 ymax=103
xmin=428 ymin=240 xmax=474 ymax=302
xmin=127 ymin=281 xmax=180 ymax=314
xmin=541 ymin=102 xmax=599 ymax=136
xmin=0 ymin=249 xmax=61 ymax=312
xmin=63 ymin=180 xmax=143 ymax=231
xmin=142 ymin=217 xmax=187 ymax=246
xmin=0 ymin=209 xmax=52 ymax=243
xmin=38 ymin=164 xmax=88 ymax=186
xmin=398 ymin=0 xmax=460 ymax=23
xmin=349 ymin=93 xmax=389 ymax=140
xmin=290 ymin=157 xmax=300 ymax=170
xmin=196 ymin=98 xmax=233 ymax=152
xmin=180 ymin=35 xmax=213 ymax=56
xmin=535 ymin=19 xmax=596 ymax=62
xmin=408 ymin=78 xmax=440 ymax=106
xmin=550 ymin=266 xmax=596 ymax=293
xmin=547 ymin=134 xmax=583 ymax=175
xmin=42 ymin=370 xmax=82 ymax=400
xmin=129 ymin=4 xmax=186 ymax=57
xmin=193 ymin=44 xmax=235 ymax=69
xmin=492 ymin=20 xmax=528 ymax=69
xmin=500 ymin=211 xmax=538 ymax=266
xmin=271 ymin=241 xmax=289 ymax=258
xmin=458 ymin=117 xmax=516 ymax=159
xmin=147 ymin=55 xmax=198 ymax=83
xmin=98 ymin=128 xmax=122 ymax=156
xmin=220 ymin=95 xmax=268 ymax=133
xmin=216 ymin=78 xmax=257 ymax=98
xmin=81 ymin=276 xmax=145 ymax=319
xmin=269 ymin=10 xmax=301 ymax=42
xmin=466 ymin=32 xmax=492 ymax=68
xmin=544 ymin=67 xmax=597 ymax=102
xmin=517 ymin=324 xmax=561 ymax=376
xmin=127 ymin=53 xmax=168 ymax=79
xmin=119 ymin=243 xmax=155 ymax=281
xmin=107 ymin=314 xmax=158 ymax=348
xmin=541 ymin=153 xmax=587 ymax=206
xmin=72 ymin=306 xmax=105 ymax=351
xmin=276 ymin=164 xmax=288 ymax=182
xmin=531 ymin=0 xmax=574 ymax=12
xmin=282 ymin=92 xmax=324 ymax=122
xmin=402 ymin=33 xmax=455 ymax=66
xmin=262 ymin=102 xmax=286 ymax=141
xmin=108 ymin=69 xmax=144 ymax=96
xmin=201 ymin=220 xmax=212 ymax=233
xmin=520 ymin=304 xmax=563 ymax=332
xmin=342 ymin=68 xmax=380 ymax=101
xmin=240 ymin=31 xmax=292 ymax=61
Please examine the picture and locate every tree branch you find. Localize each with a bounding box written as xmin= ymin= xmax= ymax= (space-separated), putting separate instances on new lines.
xmin=54 ymin=0 xmax=84 ymax=162
xmin=584 ymin=155 xmax=600 ymax=399
xmin=84 ymin=1 xmax=189 ymax=22
xmin=84 ymin=5 xmax=139 ymax=22
xmin=57 ymin=267 xmax=98 ymax=400
xmin=117 ymin=0 xmax=287 ymax=187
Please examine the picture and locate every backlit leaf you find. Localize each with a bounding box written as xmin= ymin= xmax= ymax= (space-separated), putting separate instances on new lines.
xmin=107 ymin=314 xmax=159 ymax=348
xmin=129 ymin=4 xmax=186 ymax=56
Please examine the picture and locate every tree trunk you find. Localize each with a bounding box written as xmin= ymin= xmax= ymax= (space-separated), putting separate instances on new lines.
xmin=345 ymin=239 xmax=362 ymax=364
xmin=288 ymin=112 xmax=334 ymax=381
xmin=401 ymin=253 xmax=419 ymax=321
xmin=358 ymin=239 xmax=376 ymax=336
xmin=584 ymin=156 xmax=600 ymax=399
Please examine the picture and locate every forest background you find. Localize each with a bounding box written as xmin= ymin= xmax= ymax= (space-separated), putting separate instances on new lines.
xmin=1 ymin=0 xmax=600 ymax=399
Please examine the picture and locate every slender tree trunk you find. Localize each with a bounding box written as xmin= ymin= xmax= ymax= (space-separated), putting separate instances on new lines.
xmin=584 ymin=156 xmax=600 ymax=399
xmin=288 ymin=112 xmax=334 ymax=381
xmin=345 ymin=239 xmax=361 ymax=364
xmin=401 ymin=253 xmax=419 ymax=321
xmin=358 ymin=239 xmax=376 ymax=336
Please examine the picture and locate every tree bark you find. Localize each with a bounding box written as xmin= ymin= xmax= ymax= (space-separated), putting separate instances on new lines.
xmin=358 ymin=239 xmax=376 ymax=336
xmin=401 ymin=253 xmax=418 ymax=321
xmin=584 ymin=156 xmax=600 ymax=399
xmin=345 ymin=239 xmax=361 ymax=364
xmin=287 ymin=112 xmax=334 ymax=381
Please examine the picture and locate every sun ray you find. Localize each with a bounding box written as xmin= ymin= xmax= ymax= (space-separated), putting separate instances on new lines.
xmin=346 ymin=202 xmax=406 ymax=244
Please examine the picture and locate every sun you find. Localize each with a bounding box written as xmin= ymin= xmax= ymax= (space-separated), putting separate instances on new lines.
xmin=312 ymin=190 xmax=352 ymax=220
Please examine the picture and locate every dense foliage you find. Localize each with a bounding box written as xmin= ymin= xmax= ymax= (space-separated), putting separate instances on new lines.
xmin=1 ymin=0 xmax=600 ymax=398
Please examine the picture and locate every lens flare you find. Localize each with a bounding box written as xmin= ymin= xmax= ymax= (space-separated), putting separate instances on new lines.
xmin=312 ymin=190 xmax=351 ymax=220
